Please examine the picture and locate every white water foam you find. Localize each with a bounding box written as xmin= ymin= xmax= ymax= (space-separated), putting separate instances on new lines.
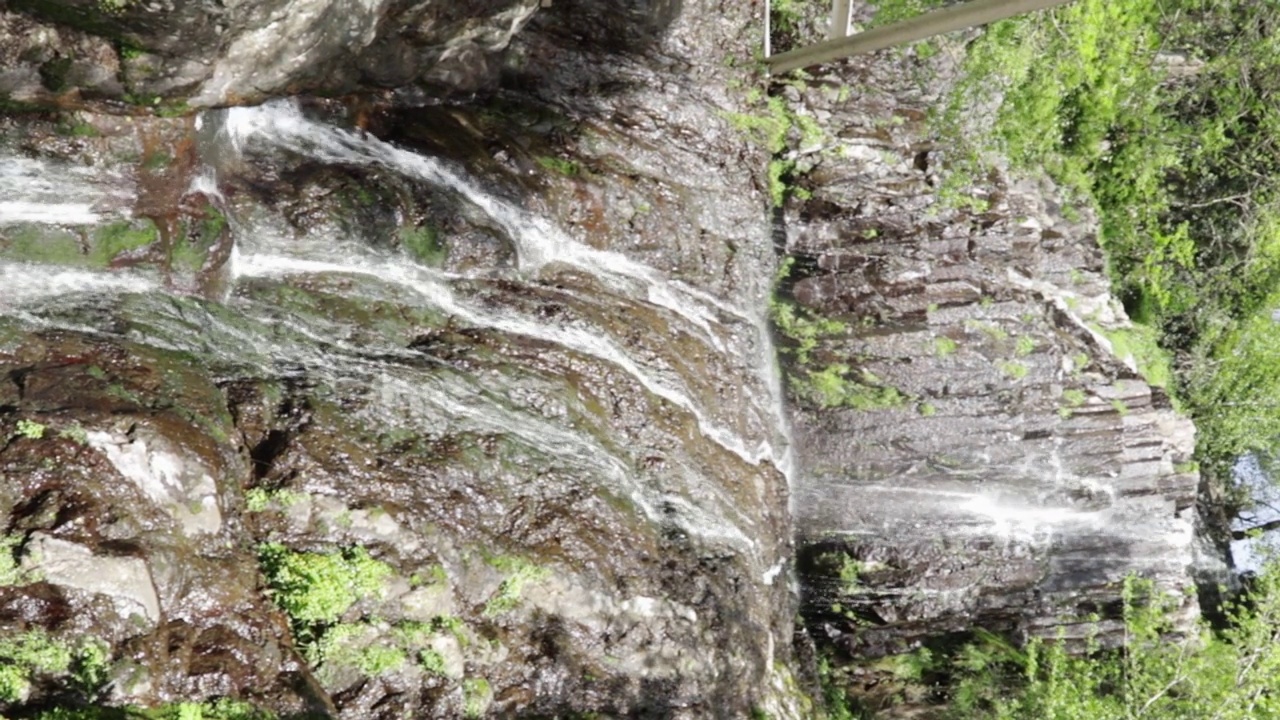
xmin=219 ymin=101 xmax=798 ymax=473
xmin=221 ymin=101 xmax=742 ymax=343
xmin=234 ymin=251 xmax=777 ymax=467
xmin=0 ymin=201 xmax=102 ymax=225
xmin=0 ymin=155 xmax=133 ymax=226
xmin=0 ymin=262 xmax=156 ymax=305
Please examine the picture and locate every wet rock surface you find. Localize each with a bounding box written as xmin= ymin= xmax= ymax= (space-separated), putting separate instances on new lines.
xmin=0 ymin=0 xmax=809 ymax=717
xmin=0 ymin=0 xmax=1221 ymax=718
xmin=1 ymin=0 xmax=544 ymax=110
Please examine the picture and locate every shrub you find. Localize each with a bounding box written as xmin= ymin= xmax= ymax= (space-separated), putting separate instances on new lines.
xmin=257 ymin=544 xmax=391 ymax=636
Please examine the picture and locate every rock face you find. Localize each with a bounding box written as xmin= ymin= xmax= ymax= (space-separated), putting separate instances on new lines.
xmin=0 ymin=0 xmax=815 ymax=718
xmin=2 ymin=0 xmax=544 ymax=108
xmin=0 ymin=0 xmax=1219 ymax=717
xmin=777 ymin=43 xmax=1204 ymax=666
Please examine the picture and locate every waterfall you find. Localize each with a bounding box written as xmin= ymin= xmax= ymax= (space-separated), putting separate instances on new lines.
xmin=217 ymin=100 xmax=791 ymax=473
xmin=2 ymin=101 xmax=794 ymax=569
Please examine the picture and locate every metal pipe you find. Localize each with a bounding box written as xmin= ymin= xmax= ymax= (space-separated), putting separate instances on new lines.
xmin=767 ymin=0 xmax=1074 ymax=74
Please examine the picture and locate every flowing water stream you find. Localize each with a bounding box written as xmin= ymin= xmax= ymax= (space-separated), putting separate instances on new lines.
xmin=1 ymin=99 xmax=793 ymax=569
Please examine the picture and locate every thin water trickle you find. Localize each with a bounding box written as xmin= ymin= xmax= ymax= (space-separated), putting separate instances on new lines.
xmin=234 ymin=251 xmax=776 ymax=467
xmin=221 ymin=101 xmax=739 ymax=340
xmin=0 ymin=155 xmax=134 ymax=226
xmin=220 ymin=100 xmax=790 ymax=472
xmin=0 ymin=262 xmax=157 ymax=305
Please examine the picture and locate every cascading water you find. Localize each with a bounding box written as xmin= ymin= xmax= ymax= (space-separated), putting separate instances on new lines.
xmin=2 ymin=99 xmax=794 ymax=565
xmin=0 ymin=88 xmax=811 ymax=716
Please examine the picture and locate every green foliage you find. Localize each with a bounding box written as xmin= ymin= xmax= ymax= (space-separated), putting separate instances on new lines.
xmin=462 ymin=677 xmax=492 ymax=719
xmin=535 ymin=156 xmax=580 ymax=177
xmin=836 ymin=556 xmax=863 ymax=594
xmin=58 ymin=424 xmax=89 ymax=445
xmin=431 ymin=615 xmax=470 ymax=648
xmin=0 ymin=532 xmax=44 ymax=588
xmin=98 ymin=0 xmax=133 ymax=14
xmin=770 ymin=299 xmax=846 ymax=367
xmin=932 ymin=0 xmax=1280 ymax=471
xmin=723 ymin=97 xmax=792 ymax=155
xmin=770 ymin=259 xmax=905 ymax=411
xmin=409 ymin=564 xmax=448 ymax=588
xmin=91 ymin=220 xmax=159 ymax=265
xmin=1094 ymin=323 xmax=1174 ymax=392
xmin=418 ymin=648 xmax=447 ymax=676
xmin=482 ymin=556 xmax=549 ymax=617
xmin=257 ymin=544 xmax=392 ymax=636
xmin=945 ymin=562 xmax=1280 ymax=719
xmin=934 ymin=336 xmax=958 ymax=357
xmin=1184 ymin=293 xmax=1280 ymax=466
xmin=0 ymin=635 xmax=69 ymax=701
xmin=723 ymin=96 xmax=824 ymax=206
xmin=820 ymin=657 xmax=861 ymax=720
xmin=793 ymin=365 xmax=906 ymax=411
xmin=29 ymin=699 xmax=271 ymax=720
xmin=399 ymin=224 xmax=445 ymax=268
xmin=997 ymin=360 xmax=1029 ymax=381
xmin=1014 ymin=335 xmax=1037 ymax=357
xmin=16 ymin=419 xmax=46 ymax=439
xmin=1058 ymin=389 xmax=1087 ymax=418
xmin=311 ymin=624 xmax=406 ymax=675
xmin=867 ymin=0 xmax=948 ymax=28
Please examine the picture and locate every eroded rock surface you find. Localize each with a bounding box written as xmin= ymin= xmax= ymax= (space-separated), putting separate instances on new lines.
xmin=0 ymin=0 xmax=809 ymax=717
xmin=779 ymin=44 xmax=1203 ymax=667
xmin=2 ymin=0 xmax=551 ymax=109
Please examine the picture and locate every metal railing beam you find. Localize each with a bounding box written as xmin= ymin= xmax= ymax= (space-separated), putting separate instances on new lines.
xmin=767 ymin=0 xmax=1074 ymax=74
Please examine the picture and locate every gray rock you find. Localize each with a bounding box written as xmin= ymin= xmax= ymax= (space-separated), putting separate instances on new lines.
xmin=23 ymin=532 xmax=161 ymax=627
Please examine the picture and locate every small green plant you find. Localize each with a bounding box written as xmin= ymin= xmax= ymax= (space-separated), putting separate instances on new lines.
xmin=837 ymin=556 xmax=863 ymax=595
xmin=0 ymin=534 xmax=27 ymax=587
xmin=918 ymin=402 xmax=937 ymax=417
xmin=432 ymin=615 xmax=469 ymax=647
xmin=1111 ymin=399 xmax=1129 ymax=416
xmin=483 ymin=556 xmax=549 ymax=617
xmin=98 ymin=0 xmax=133 ymax=13
xmin=1059 ymin=389 xmax=1086 ymax=417
xmin=257 ymin=544 xmax=392 ymax=643
xmin=399 ymin=224 xmax=445 ymax=268
xmin=418 ymin=648 xmax=447 ymax=676
xmin=245 ymin=488 xmax=271 ymax=513
xmin=57 ymin=424 xmax=88 ymax=445
xmin=723 ymin=96 xmax=824 ymax=206
xmin=15 ymin=419 xmax=45 ymax=439
xmin=793 ymin=365 xmax=906 ymax=411
xmin=410 ymin=564 xmax=448 ymax=588
xmin=245 ymin=487 xmax=307 ymax=513
xmin=966 ymin=320 xmax=1009 ymax=342
xmin=352 ymin=643 xmax=406 ymax=675
xmin=535 ymin=156 xmax=580 ymax=177
xmin=0 ymin=630 xmax=107 ymax=702
xmin=1015 ymin=335 xmax=1037 ymax=357
xmin=934 ymin=336 xmax=958 ymax=357
xmin=143 ymin=151 xmax=171 ymax=171
xmin=462 ymin=677 xmax=492 ymax=719
xmin=997 ymin=360 xmax=1029 ymax=380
